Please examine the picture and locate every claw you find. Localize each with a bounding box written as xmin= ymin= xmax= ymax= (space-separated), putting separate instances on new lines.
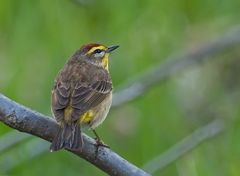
xmin=95 ymin=138 xmax=110 ymax=148
xmin=94 ymin=138 xmax=109 ymax=159
xmin=91 ymin=129 xmax=110 ymax=159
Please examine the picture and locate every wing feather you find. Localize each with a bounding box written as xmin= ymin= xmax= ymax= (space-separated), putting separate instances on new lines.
xmin=52 ymin=77 xmax=112 ymax=122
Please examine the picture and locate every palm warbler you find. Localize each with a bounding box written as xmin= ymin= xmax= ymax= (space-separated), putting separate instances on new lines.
xmin=50 ymin=43 xmax=119 ymax=151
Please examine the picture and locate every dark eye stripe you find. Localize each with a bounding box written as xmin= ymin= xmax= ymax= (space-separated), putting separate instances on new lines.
xmin=94 ymin=49 xmax=103 ymax=54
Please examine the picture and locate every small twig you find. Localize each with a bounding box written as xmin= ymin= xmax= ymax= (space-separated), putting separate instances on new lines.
xmin=142 ymin=119 xmax=225 ymax=174
xmin=112 ymin=27 xmax=240 ymax=107
xmin=0 ymin=139 xmax=48 ymax=172
xmin=0 ymin=94 xmax=150 ymax=176
xmin=0 ymin=131 xmax=31 ymax=153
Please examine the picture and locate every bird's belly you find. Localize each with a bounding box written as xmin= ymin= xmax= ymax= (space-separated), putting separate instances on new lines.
xmin=80 ymin=93 xmax=112 ymax=129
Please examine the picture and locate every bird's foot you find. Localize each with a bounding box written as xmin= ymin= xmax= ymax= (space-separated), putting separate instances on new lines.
xmin=94 ymin=138 xmax=110 ymax=159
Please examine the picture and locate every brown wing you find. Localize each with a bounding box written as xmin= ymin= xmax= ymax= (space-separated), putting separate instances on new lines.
xmin=52 ymin=78 xmax=112 ymax=123
xmin=51 ymin=81 xmax=70 ymax=122
xmin=70 ymin=80 xmax=112 ymax=121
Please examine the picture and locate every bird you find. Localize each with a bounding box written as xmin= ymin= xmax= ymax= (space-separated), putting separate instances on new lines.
xmin=50 ymin=43 xmax=119 ymax=151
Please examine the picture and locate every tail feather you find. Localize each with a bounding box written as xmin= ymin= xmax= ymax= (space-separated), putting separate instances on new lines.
xmin=50 ymin=122 xmax=82 ymax=151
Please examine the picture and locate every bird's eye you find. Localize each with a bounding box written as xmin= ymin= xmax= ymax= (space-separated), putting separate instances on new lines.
xmin=93 ymin=49 xmax=102 ymax=54
xmin=93 ymin=49 xmax=105 ymax=58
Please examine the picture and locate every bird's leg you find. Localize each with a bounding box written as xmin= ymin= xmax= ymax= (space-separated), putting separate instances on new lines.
xmin=92 ymin=129 xmax=109 ymax=148
xmin=91 ymin=129 xmax=109 ymax=158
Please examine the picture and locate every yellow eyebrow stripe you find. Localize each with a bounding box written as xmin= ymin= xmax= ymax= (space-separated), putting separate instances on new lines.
xmin=87 ymin=46 xmax=107 ymax=54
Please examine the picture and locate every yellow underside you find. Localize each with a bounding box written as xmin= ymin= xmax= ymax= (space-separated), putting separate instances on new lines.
xmin=64 ymin=106 xmax=93 ymax=123
xmin=80 ymin=110 xmax=94 ymax=123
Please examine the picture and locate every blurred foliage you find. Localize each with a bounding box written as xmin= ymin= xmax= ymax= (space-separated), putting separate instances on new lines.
xmin=0 ymin=0 xmax=240 ymax=175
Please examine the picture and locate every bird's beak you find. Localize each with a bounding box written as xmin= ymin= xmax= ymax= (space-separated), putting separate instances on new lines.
xmin=106 ymin=45 xmax=119 ymax=53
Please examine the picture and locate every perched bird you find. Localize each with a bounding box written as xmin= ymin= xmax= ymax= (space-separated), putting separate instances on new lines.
xmin=50 ymin=43 xmax=119 ymax=151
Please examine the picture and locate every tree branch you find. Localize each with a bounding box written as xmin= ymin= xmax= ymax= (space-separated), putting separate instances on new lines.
xmin=112 ymin=27 xmax=240 ymax=107
xmin=142 ymin=119 xmax=225 ymax=174
xmin=0 ymin=94 xmax=150 ymax=176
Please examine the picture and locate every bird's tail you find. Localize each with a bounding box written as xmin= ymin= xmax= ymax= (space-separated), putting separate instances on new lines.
xmin=50 ymin=122 xmax=82 ymax=152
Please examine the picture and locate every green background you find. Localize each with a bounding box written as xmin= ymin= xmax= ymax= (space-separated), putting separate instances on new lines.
xmin=0 ymin=0 xmax=240 ymax=175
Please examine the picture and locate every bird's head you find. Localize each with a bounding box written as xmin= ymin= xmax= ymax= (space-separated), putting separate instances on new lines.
xmin=77 ymin=43 xmax=119 ymax=70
